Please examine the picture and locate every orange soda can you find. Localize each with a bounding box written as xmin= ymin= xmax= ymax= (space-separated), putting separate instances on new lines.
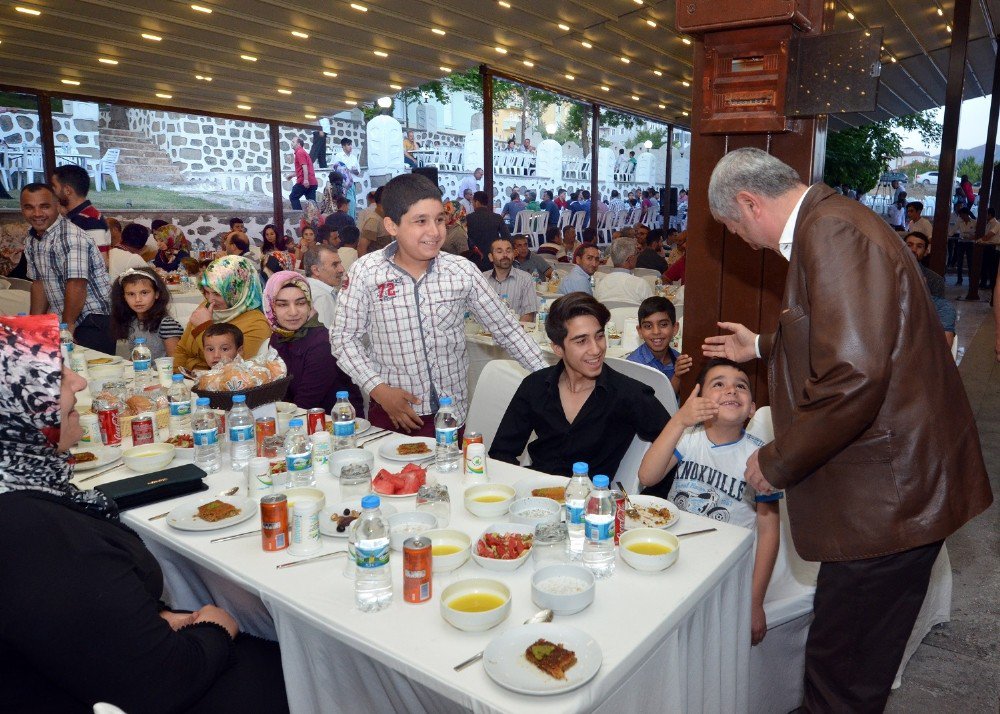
xmin=403 ymin=536 xmax=432 ymax=603
xmin=261 ymin=494 xmax=289 ymax=551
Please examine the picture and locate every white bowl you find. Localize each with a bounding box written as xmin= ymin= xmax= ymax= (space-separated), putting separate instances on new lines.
xmin=509 ymin=496 xmax=562 ymax=527
xmin=423 ymin=528 xmax=471 ymax=572
xmin=531 ymin=563 xmax=596 ymax=615
xmin=619 ymin=528 xmax=680 ymax=572
xmin=440 ymin=578 xmax=512 ymax=632
xmin=328 ymin=448 xmax=375 ymax=478
xmin=471 ymin=522 xmax=535 ymax=572
xmin=123 ymin=443 xmax=176 ymax=473
xmin=283 ymin=486 xmax=326 ymax=512
xmin=388 ymin=511 xmax=438 ymax=551
xmin=463 ymin=483 xmax=516 ymax=519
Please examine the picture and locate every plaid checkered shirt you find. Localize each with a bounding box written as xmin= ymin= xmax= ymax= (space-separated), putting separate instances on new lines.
xmin=25 ymin=214 xmax=112 ymax=326
xmin=331 ymin=243 xmax=547 ymax=423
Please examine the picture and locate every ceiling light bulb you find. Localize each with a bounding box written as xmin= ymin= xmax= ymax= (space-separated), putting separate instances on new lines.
xmin=631 ymin=95 xmax=640 ymax=101
xmin=681 ymin=80 xmax=690 ymax=87
xmin=142 ymin=33 xmax=162 ymax=41
xmin=278 ymin=88 xmax=292 ymax=95
xmin=377 ymin=96 xmax=392 ymax=108
xmin=241 ymin=54 xmax=257 ymax=61
xmin=345 ymin=100 xmax=357 ymax=105
xmin=495 ymin=46 xmax=508 ymax=54
xmin=600 ymin=85 xmax=610 ymax=91
xmin=373 ymin=50 xmax=388 ymax=57
xmin=292 ymin=31 xmax=309 ymax=39
xmin=432 ymin=28 xmax=446 ymax=35
xmin=61 ymin=79 xmax=80 ymax=85
xmin=350 ymin=3 xmax=367 ymax=10
xmin=658 ymin=103 xmax=666 ymax=109
xmin=890 ymin=56 xmax=897 ymax=62
xmin=682 ymin=111 xmax=689 ymax=116
xmin=565 ymin=73 xmax=574 ymax=80
xmin=156 ymin=93 xmax=172 ymax=99
xmin=522 ymin=60 xmax=534 ymax=67
xmin=620 ymin=56 xmax=630 ymax=63
xmin=196 ymin=75 xmax=212 ymax=81
xmin=15 ymin=6 xmax=41 ymax=15
xmin=681 ymin=37 xmax=692 ymax=45
xmin=847 ymin=11 xmax=855 ymax=20
xmin=633 ymin=0 xmax=643 ymax=4
xmin=946 ymin=24 xmax=951 ymax=32
xmin=191 ymin=4 xmax=212 ymax=13
xmin=498 ymin=0 xmax=510 ymax=7
xmin=99 ymin=58 xmax=119 ymax=65
xmin=646 ymin=19 xmax=656 ymax=27
xmin=440 ymin=66 xmax=452 ymax=72
xmin=558 ymin=23 xmax=570 ymax=31
xmin=305 ymin=113 xmax=317 ymax=119
xmin=937 ymin=7 xmax=944 ymax=15
xmin=581 ymin=41 xmax=592 ymax=49
xmin=653 ymin=69 xmax=663 ymax=76
xmin=237 ymin=104 xmax=251 ymax=110
xmin=323 ymin=70 xmax=338 ymax=77
xmin=390 ymin=83 xmax=402 ymax=90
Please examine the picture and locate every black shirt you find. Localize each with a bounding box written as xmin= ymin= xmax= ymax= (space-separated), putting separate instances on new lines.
xmin=635 ymin=248 xmax=667 ymax=274
xmin=466 ymin=208 xmax=511 ymax=271
xmin=489 ymin=362 xmax=671 ymax=478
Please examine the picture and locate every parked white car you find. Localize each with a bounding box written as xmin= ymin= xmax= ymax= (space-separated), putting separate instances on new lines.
xmin=914 ymin=171 xmax=960 ymax=187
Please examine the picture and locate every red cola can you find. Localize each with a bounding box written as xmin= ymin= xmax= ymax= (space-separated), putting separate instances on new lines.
xmin=307 ymin=408 xmax=326 ymax=435
xmin=131 ymin=412 xmax=155 ymax=447
xmin=255 ymin=416 xmax=276 ymax=457
xmin=610 ymin=489 xmax=627 ymax=545
xmin=403 ymin=536 xmax=432 ymax=603
xmin=261 ymin=493 xmax=289 ymax=551
xmin=97 ymin=406 xmax=122 ymax=447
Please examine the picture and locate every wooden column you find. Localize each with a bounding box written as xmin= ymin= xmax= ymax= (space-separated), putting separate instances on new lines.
xmin=37 ymin=93 xmax=56 ymax=179
xmin=590 ymin=104 xmax=600 ymax=230
xmin=268 ymin=122 xmax=284 ymax=233
xmin=929 ymin=0 xmax=972 ymax=277
xmin=480 ymin=65 xmax=494 ymax=202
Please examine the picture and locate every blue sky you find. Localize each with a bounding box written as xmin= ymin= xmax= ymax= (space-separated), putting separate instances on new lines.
xmin=894 ymin=95 xmax=992 ymax=154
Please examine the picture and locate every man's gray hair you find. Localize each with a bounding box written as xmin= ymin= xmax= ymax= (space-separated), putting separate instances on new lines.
xmin=302 ymin=244 xmax=337 ymax=277
xmin=708 ymin=148 xmax=802 ymax=222
xmin=609 ymin=236 xmax=638 ymax=267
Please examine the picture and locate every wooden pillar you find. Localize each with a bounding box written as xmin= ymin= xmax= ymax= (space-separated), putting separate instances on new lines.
xmin=590 ymin=104 xmax=600 ymax=230
xmin=481 ymin=65 xmax=494 ymax=203
xmin=929 ymin=0 xmax=972 ymax=277
xmin=37 ymin=93 xmax=56 ymax=179
xmin=268 ymin=122 xmax=284 ymax=233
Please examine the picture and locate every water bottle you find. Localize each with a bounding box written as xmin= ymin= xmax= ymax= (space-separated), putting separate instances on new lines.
xmin=167 ymin=374 xmax=192 ymax=437
xmin=537 ymin=299 xmax=548 ymax=332
xmin=565 ymin=461 xmax=592 ymax=560
xmin=59 ymin=323 xmax=74 ymax=364
xmin=192 ymin=397 xmax=221 ymax=473
xmin=354 ymin=494 xmax=392 ymax=612
xmin=332 ymin=391 xmax=357 ymax=450
xmin=284 ymin=418 xmax=315 ymax=487
xmin=228 ymin=394 xmax=255 ymax=471
xmin=131 ymin=337 xmax=153 ymax=390
xmin=583 ymin=474 xmax=616 ymax=578
xmin=434 ymin=396 xmax=460 ymax=472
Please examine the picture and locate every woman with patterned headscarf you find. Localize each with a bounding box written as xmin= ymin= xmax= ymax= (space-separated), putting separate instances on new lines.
xmin=152 ymin=223 xmax=192 ymax=272
xmin=0 ymin=314 xmax=289 ymax=712
xmin=440 ymin=199 xmax=470 ymax=255
xmin=263 ymin=271 xmax=362 ymax=413
xmin=173 ymin=255 xmax=271 ymax=371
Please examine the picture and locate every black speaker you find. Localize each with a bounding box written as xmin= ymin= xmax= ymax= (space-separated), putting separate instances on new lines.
xmin=411 ymin=166 xmax=439 ymax=188
xmin=668 ymin=188 xmax=679 ymax=217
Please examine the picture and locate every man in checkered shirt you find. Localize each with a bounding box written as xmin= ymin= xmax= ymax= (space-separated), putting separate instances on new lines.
xmin=21 ymin=183 xmax=114 ymax=354
xmin=332 ymin=174 xmax=547 ymax=435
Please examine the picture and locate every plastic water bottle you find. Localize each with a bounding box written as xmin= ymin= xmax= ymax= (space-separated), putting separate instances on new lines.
xmin=131 ymin=337 xmax=153 ymax=390
xmin=228 ymin=394 xmax=255 ymax=471
xmin=583 ymin=474 xmax=616 ymax=578
xmin=59 ymin=323 xmax=74 ymax=364
xmin=192 ymin=397 xmax=221 ymax=473
xmin=434 ymin=396 xmax=460 ymax=472
xmin=537 ymin=299 xmax=548 ymax=332
xmin=167 ymin=374 xmax=192 ymax=437
xmin=332 ymin=391 xmax=356 ymax=450
xmin=284 ymin=418 xmax=315 ymax=487
xmin=565 ymin=461 xmax=592 ymax=560
xmin=354 ymin=494 xmax=392 ymax=612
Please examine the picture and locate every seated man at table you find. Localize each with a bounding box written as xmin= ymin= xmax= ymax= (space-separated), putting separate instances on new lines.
xmin=637 ymin=358 xmax=779 ymax=646
xmin=490 ymin=292 xmax=670 ymax=477
xmin=636 ymin=229 xmax=668 ymax=273
xmin=557 ymin=244 xmax=600 ymax=296
xmin=593 ymin=237 xmax=653 ymax=305
xmin=483 ymin=237 xmax=539 ymax=323
xmin=512 ymin=234 xmax=553 ymax=282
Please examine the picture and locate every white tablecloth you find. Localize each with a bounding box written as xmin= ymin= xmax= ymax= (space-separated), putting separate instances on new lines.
xmin=78 ymin=445 xmax=754 ymax=714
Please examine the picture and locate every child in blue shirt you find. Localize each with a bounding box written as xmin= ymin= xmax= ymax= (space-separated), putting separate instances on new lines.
xmin=627 ymin=296 xmax=692 ymax=393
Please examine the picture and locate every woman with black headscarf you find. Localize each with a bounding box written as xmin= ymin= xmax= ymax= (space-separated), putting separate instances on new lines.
xmin=0 ymin=314 xmax=288 ymax=713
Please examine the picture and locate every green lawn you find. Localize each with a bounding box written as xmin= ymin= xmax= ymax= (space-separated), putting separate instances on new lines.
xmin=0 ymin=183 xmax=227 ymax=211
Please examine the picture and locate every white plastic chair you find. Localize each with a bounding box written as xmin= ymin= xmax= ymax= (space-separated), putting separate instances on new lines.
xmin=596 ymin=211 xmax=613 ymax=245
xmin=571 ymin=211 xmax=586 ymax=233
xmin=601 ymin=299 xmax=642 ymax=310
xmin=634 ymin=267 xmax=661 ymax=279
xmin=90 ymin=148 xmax=121 ymax=191
xmin=465 ymin=359 xmax=530 ymax=449
xmin=528 ymin=212 xmax=549 ymax=249
xmin=512 ymin=210 xmax=531 ymax=236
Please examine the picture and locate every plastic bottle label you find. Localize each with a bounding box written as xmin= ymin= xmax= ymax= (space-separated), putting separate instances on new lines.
xmin=230 ymin=425 xmax=253 ymax=442
xmin=169 ymin=400 xmax=191 ymax=417
xmin=286 ymin=453 xmax=312 ymax=473
xmin=133 ymin=359 xmax=151 ymax=372
xmin=193 ymin=428 xmax=218 ymax=446
xmin=585 ymin=519 xmax=614 ymax=541
xmin=567 ymin=505 xmax=585 ymax=525
xmin=334 ymin=420 xmax=356 ymax=437
xmin=436 ymin=427 xmax=458 ymax=448
xmin=355 ymin=539 xmax=390 ymax=568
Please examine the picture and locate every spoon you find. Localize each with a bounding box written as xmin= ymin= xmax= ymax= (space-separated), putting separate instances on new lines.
xmin=148 ymin=485 xmax=240 ymax=521
xmin=453 ymin=609 xmax=554 ymax=671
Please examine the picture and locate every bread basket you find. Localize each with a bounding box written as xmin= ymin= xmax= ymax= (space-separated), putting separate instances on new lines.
xmin=193 ymin=375 xmax=292 ymax=410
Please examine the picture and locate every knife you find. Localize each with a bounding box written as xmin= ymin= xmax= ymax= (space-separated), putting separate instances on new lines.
xmin=77 ymin=461 xmax=125 ymax=483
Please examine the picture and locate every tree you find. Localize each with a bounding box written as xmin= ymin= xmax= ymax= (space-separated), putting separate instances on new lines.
xmin=630 ymin=127 xmax=670 ymax=149
xmin=956 ymin=155 xmax=982 ymax=183
xmin=824 ymin=111 xmax=942 ymax=193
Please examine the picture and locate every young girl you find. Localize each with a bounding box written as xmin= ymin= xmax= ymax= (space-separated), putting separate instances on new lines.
xmin=110 ymin=267 xmax=184 ymax=360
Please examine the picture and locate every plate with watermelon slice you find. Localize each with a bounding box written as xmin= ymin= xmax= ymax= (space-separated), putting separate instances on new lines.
xmin=372 ymin=463 xmax=429 ymax=498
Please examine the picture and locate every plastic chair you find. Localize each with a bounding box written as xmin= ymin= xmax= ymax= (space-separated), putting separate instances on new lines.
xmin=90 ymin=148 xmax=121 ymax=191
xmin=571 ymin=211 xmax=586 ymax=233
xmin=0 ymin=277 xmax=9 ymax=290
xmin=557 ymin=209 xmax=572 ymax=230
xmin=601 ymin=299 xmax=642 ymax=310
xmin=465 ymin=359 xmax=530 ymax=449
xmin=633 ymin=267 xmax=661 ymax=279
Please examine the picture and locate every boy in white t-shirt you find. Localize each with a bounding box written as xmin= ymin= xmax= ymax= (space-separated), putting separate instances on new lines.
xmin=638 ymin=358 xmax=780 ymax=646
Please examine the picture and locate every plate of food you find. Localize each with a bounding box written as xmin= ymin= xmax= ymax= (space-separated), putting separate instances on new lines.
xmin=372 ymin=463 xmax=428 ymax=498
xmin=164 ymin=433 xmax=195 ymax=457
xmin=85 ymin=355 xmax=124 ymax=368
xmin=378 ymin=436 xmax=436 ymax=462
xmin=166 ymin=496 xmax=258 ymax=531
xmin=513 ymin=475 xmax=570 ymax=502
xmin=69 ymin=445 xmax=121 ymax=472
xmin=623 ymin=494 xmax=680 ymax=531
xmin=320 ymin=498 xmax=398 ymax=537
xmin=483 ymin=623 xmax=602 ymax=695
xmin=472 ymin=523 xmax=535 ymax=572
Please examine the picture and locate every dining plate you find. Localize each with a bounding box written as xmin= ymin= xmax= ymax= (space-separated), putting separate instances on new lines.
xmin=85 ymin=355 xmax=124 ymax=367
xmin=377 ymin=435 xmax=436 ymax=462
xmin=319 ymin=499 xmax=398 ymax=537
xmin=483 ymin=623 xmax=602 ymax=696
xmin=166 ymin=496 xmax=258 ymax=531
xmin=355 ymin=417 xmax=372 ymax=436
xmin=70 ymin=445 xmax=122 ymax=472
xmin=623 ymin=494 xmax=680 ymax=530
xmin=512 ymin=475 xmax=569 ymax=502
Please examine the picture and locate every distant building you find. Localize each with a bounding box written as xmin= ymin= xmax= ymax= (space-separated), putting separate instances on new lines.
xmin=892 ymin=147 xmax=935 ymax=169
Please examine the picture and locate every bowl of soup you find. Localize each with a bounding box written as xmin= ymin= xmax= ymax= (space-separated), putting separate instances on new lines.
xmin=463 ymin=483 xmax=516 ymax=519
xmin=619 ymin=527 xmax=680 ymax=572
xmin=440 ymin=578 xmax=512 ymax=632
xmin=423 ymin=528 xmax=471 ymax=573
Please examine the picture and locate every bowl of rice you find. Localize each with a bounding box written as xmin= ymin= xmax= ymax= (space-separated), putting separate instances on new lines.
xmin=530 ymin=563 xmax=595 ymax=615
xmin=509 ymin=496 xmax=562 ymax=527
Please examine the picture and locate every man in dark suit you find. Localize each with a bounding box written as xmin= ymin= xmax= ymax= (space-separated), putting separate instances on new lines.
xmin=465 ymin=190 xmax=510 ymax=271
xmin=703 ymin=148 xmax=992 ymax=712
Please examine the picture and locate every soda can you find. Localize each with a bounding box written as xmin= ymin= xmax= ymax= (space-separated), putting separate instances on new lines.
xmin=79 ymin=413 xmax=99 ymax=444
xmin=403 ymin=536 xmax=432 ymax=603
xmin=131 ymin=412 xmax=156 ymax=447
xmin=610 ymin=489 xmax=627 ymax=545
xmin=462 ymin=431 xmax=483 ymax=473
xmin=261 ymin=493 xmax=289 ymax=551
xmin=307 ymin=408 xmax=326 ymax=435
xmin=97 ymin=405 xmax=122 ymax=447
xmin=255 ymin=416 xmax=276 ymax=457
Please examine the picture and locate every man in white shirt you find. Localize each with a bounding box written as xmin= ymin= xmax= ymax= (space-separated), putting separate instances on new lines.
xmin=483 ymin=237 xmax=539 ymax=322
xmin=332 ymin=138 xmax=362 ymax=218
xmin=302 ymin=244 xmax=344 ymax=328
xmin=905 ymin=201 xmax=933 ymax=238
xmin=458 ymin=168 xmax=483 ymax=199
xmin=594 ymin=237 xmax=654 ymax=305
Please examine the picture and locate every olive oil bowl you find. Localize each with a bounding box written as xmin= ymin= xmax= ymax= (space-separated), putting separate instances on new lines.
xmin=423 ymin=529 xmax=472 ymax=573
xmin=440 ymin=578 xmax=512 ymax=632
xmin=463 ymin=484 xmax=516 ymax=519
xmin=619 ymin=528 xmax=680 ymax=572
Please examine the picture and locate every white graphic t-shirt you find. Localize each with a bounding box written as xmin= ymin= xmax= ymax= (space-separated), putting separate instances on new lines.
xmin=668 ymin=425 xmax=765 ymax=530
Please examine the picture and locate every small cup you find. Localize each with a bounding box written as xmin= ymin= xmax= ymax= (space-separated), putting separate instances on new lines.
xmin=79 ymin=413 xmax=100 ymax=444
xmin=154 ymin=357 xmax=174 ymax=388
xmin=247 ymin=457 xmax=272 ymax=496
xmin=339 ymin=462 xmax=372 ymax=501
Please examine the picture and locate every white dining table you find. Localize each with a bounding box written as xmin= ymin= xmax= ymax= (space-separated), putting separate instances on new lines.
xmin=74 ymin=437 xmax=754 ymax=714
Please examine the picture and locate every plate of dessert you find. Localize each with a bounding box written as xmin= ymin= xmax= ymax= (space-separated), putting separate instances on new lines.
xmin=483 ymin=623 xmax=602 ymax=695
xmin=166 ymin=496 xmax=258 ymax=531
xmin=378 ymin=436 xmax=436 ymax=462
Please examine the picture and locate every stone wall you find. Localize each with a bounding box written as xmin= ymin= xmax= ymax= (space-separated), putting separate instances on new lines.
xmin=1 ymin=102 xmax=101 ymax=159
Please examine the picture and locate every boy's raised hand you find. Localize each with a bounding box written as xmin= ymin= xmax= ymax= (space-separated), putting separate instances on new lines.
xmin=674 ymin=353 xmax=693 ymax=377
xmin=676 ymin=384 xmax=719 ymax=427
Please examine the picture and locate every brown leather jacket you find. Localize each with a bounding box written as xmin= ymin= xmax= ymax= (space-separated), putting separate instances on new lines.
xmin=759 ymin=184 xmax=992 ymax=562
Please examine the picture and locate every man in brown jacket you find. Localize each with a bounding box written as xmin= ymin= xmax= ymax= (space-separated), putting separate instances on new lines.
xmin=703 ymin=148 xmax=992 ymax=712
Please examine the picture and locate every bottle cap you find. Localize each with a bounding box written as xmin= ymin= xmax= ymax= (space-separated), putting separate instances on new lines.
xmin=336 ymin=390 xmax=349 ymax=399
xmin=233 ymin=394 xmax=246 ymax=403
xmin=593 ymin=474 xmax=609 ymax=488
xmin=196 ymin=397 xmax=210 ymax=406
xmin=439 ymin=396 xmax=453 ymax=406
xmin=572 ymin=462 xmax=588 ymax=475
xmin=59 ymin=323 xmax=68 ymax=329
xmin=361 ymin=494 xmax=380 ymax=509
xmin=172 ymin=374 xmax=184 ymax=382
xmin=289 ymin=418 xmax=303 ymax=428
xmin=135 ymin=337 xmax=146 ymax=344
